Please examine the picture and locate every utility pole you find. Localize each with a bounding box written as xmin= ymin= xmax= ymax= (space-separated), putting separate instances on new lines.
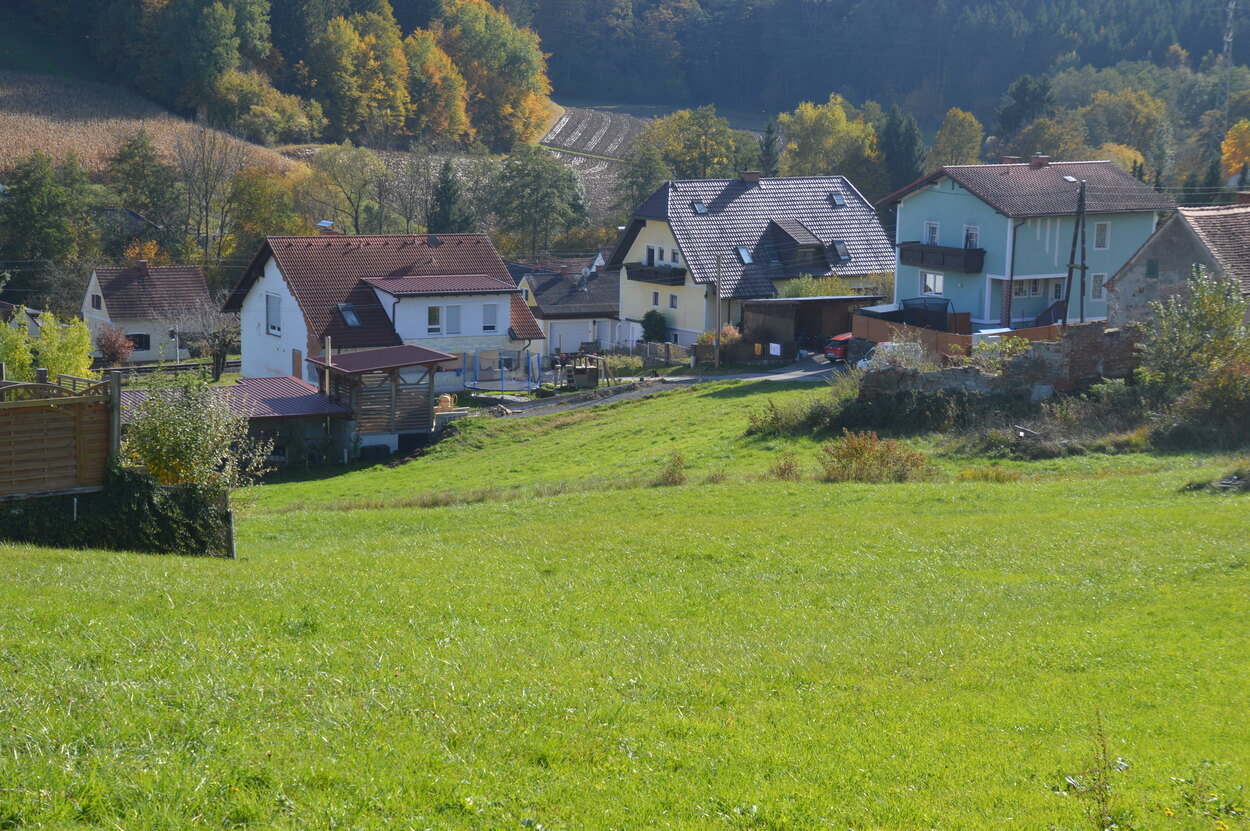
xmin=713 ymin=254 xmax=722 ymax=368
xmin=1061 ymin=179 xmax=1087 ymax=332
xmin=1078 ymin=180 xmax=1088 ymax=323
xmin=1218 ymin=1 xmax=1239 ymax=148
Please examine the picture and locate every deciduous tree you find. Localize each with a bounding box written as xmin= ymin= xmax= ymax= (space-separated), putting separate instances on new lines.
xmin=403 ymin=29 xmax=472 ymax=143
xmin=927 ymin=108 xmax=983 ymax=168
xmin=305 ymin=142 xmax=387 ymax=234
xmin=777 ymin=94 xmax=885 ymax=197
xmin=494 ymin=144 xmax=585 ymax=258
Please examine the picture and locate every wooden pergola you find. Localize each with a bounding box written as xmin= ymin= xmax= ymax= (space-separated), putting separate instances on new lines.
xmin=309 ymin=345 xmax=455 ymax=439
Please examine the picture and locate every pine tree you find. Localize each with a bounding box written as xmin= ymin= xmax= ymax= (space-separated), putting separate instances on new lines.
xmin=881 ymin=105 xmax=926 ymax=191
xmin=426 ymin=160 xmax=477 ymax=233
xmin=758 ymin=118 xmax=780 ymax=177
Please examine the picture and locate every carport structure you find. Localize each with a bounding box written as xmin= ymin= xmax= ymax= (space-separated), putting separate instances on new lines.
xmin=310 ymin=345 xmax=455 ymax=453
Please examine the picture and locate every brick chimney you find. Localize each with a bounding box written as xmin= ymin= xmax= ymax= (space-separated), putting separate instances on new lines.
xmin=136 ymin=259 xmax=150 ymax=278
xmin=740 ymin=171 xmax=762 ymax=184
xmin=1001 ymin=155 xmax=1023 ymax=164
xmin=1029 ymin=153 xmax=1051 ymax=168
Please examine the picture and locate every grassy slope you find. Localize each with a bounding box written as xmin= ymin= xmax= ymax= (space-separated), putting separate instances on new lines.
xmin=2 ymin=382 xmax=1248 ymax=827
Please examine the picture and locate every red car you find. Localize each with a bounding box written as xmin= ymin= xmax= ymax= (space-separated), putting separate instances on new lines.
xmin=823 ymin=332 xmax=853 ymax=363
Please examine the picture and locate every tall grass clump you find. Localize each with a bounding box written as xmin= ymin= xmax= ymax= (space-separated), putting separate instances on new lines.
xmin=746 ymin=367 xmax=862 ymax=436
xmin=816 ymin=429 xmax=936 ymax=483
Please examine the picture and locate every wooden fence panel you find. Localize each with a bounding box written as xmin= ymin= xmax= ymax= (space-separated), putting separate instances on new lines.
xmin=0 ymin=376 xmax=117 ymax=500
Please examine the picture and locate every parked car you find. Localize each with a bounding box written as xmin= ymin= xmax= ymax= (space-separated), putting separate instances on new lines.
xmin=823 ymin=332 xmax=853 ymax=363
xmin=856 ymin=341 xmax=925 ymax=370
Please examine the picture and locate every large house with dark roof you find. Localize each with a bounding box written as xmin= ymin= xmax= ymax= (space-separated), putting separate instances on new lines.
xmin=81 ymin=262 xmax=211 ymax=362
xmin=878 ymin=156 xmax=1176 ymax=330
xmin=222 ymin=234 xmax=544 ymax=389
xmin=605 ymin=173 xmax=894 ymax=346
xmin=1106 ymin=203 xmax=1250 ymax=328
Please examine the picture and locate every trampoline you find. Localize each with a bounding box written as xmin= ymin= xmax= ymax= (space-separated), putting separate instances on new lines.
xmin=462 ymin=348 xmax=543 ymax=392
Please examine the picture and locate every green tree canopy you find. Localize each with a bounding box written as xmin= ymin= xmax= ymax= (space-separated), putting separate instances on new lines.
xmin=0 ymin=151 xmax=96 ymax=285
xmin=494 ymin=144 xmax=586 ymax=258
xmin=777 ymin=94 xmax=886 ymax=197
xmin=426 ymin=160 xmax=477 ymax=233
xmin=403 ymin=29 xmax=472 ymax=143
xmin=927 ymin=108 xmax=984 ymax=168
xmin=634 ymin=105 xmax=738 ymax=180
xmin=881 ymin=105 xmax=926 ymax=191
xmin=616 ymin=143 xmax=671 ymax=216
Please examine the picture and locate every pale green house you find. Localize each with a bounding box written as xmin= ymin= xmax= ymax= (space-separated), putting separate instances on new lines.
xmin=878 ymin=157 xmax=1176 ymax=331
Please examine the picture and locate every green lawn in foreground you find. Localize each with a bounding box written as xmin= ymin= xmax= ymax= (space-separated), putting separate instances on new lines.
xmin=2 ymin=468 xmax=1248 ymax=828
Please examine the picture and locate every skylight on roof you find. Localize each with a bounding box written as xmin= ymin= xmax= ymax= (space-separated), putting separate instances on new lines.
xmin=737 ymin=246 xmax=753 ymax=264
xmin=832 ymin=241 xmax=851 ymax=264
xmin=1062 ymin=175 xmax=1078 ymax=183
xmin=693 ymin=201 xmax=708 ymax=215
xmin=338 ymin=302 xmax=363 ymax=328
xmin=829 ymin=192 xmax=846 ymax=207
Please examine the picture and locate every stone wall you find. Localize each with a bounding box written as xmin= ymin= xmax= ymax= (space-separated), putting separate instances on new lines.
xmin=858 ymin=321 xmax=1140 ymax=401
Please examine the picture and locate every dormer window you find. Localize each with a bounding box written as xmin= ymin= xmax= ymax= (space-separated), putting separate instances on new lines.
xmin=736 ymin=246 xmax=753 ymax=264
xmin=338 ymin=302 xmax=362 ymax=328
xmin=832 ymin=241 xmax=851 ymax=264
xmin=692 ymin=201 xmax=708 ymax=215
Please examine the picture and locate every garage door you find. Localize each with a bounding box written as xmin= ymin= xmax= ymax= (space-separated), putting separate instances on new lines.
xmin=548 ymin=321 xmax=588 ymax=354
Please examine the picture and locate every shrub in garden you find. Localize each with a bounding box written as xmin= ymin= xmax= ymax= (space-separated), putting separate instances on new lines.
xmin=641 ymin=309 xmax=669 ymax=342
xmin=605 ymin=354 xmax=644 ymax=375
xmin=95 ymin=322 xmax=135 ymax=366
xmin=816 ymin=429 xmax=936 ymax=482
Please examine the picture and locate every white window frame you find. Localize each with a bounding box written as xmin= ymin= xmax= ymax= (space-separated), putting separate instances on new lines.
xmin=920 ymin=270 xmax=944 ymax=296
xmin=445 ymin=305 xmax=461 ymax=335
xmin=671 ymin=248 xmax=679 ymax=264
xmin=1030 ymin=278 xmax=1043 ymax=297
xmin=1012 ymin=280 xmax=1028 ymax=298
xmin=963 ymin=225 xmax=980 ymax=249
xmin=1052 ymin=280 xmax=1063 ymax=301
xmin=1091 ymin=273 xmax=1106 ymax=300
xmin=265 ymin=292 xmax=281 ymax=336
xmin=668 ymin=293 xmax=678 ymax=309
xmin=924 ymin=221 xmax=940 ymax=246
xmin=427 ymin=305 xmax=441 ymax=334
xmin=1094 ymin=222 xmax=1110 ymax=250
xmin=482 ymin=303 xmax=497 ymax=332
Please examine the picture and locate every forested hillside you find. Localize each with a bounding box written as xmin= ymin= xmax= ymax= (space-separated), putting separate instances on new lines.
xmin=14 ymin=0 xmax=552 ymax=151
xmin=525 ymin=0 xmax=1242 ymax=121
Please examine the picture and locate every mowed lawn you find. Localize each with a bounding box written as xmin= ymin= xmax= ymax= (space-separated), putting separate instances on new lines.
xmin=253 ymin=381 xmax=832 ymax=512
xmin=3 ymin=462 xmax=1248 ymax=827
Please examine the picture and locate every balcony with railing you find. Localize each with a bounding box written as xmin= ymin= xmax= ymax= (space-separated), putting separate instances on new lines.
xmin=625 ymin=264 xmax=687 ymax=286
xmin=898 ymin=242 xmax=986 ymax=274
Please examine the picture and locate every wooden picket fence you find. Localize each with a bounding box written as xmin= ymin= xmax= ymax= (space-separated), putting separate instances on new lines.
xmin=0 ymin=366 xmax=121 ymax=501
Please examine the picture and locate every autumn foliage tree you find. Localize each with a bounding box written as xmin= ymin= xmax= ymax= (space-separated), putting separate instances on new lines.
xmin=95 ymin=323 xmax=136 ymax=366
xmin=777 ymin=94 xmax=886 ymax=197
xmin=927 ymin=108 xmax=984 ymax=168
xmin=1222 ymin=119 xmax=1250 ymax=178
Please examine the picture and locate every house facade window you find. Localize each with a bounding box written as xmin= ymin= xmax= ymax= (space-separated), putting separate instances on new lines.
xmin=963 ymin=226 xmax=980 ymax=249
xmin=668 ymin=293 xmax=678 ymax=309
xmin=127 ymin=333 xmax=151 ymax=351
xmin=427 ymin=305 xmax=441 ymax=334
xmin=90 ymin=294 xmax=102 ymax=310
xmin=657 ymin=248 xmax=666 ymax=262
xmin=671 ymin=249 xmax=680 ymax=264
xmin=1030 ymin=279 xmax=1043 ymax=296
xmin=924 ymin=221 xmax=940 ymax=245
xmin=1052 ymin=280 xmax=1063 ymax=300
xmin=1012 ymin=280 xmax=1028 ymax=298
xmin=1094 ymin=222 xmax=1109 ymax=250
xmin=646 ymin=246 xmax=656 ymax=266
xmin=1091 ymin=273 xmax=1106 ymax=300
xmin=522 ymin=288 xmax=530 ymax=301
xmin=445 ymin=305 xmax=461 ymax=335
xmin=265 ymin=293 xmax=281 ymax=335
xmin=920 ymin=271 xmax=943 ymax=296
xmin=651 ymin=291 xmax=660 ymax=306
xmin=483 ymin=303 xmax=497 ymax=332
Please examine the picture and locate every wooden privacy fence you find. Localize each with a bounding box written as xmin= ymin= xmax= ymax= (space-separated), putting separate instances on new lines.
xmin=852 ymin=315 xmax=1064 ymax=357
xmin=0 ymin=367 xmax=121 ymax=500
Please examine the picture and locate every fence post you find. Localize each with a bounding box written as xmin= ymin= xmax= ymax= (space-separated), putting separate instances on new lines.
xmin=0 ymin=362 xmax=6 ymax=382
xmin=36 ymin=367 xmax=48 ymax=384
xmin=108 ymin=371 xmax=122 ymax=459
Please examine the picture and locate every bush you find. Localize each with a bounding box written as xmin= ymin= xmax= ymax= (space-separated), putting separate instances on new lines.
xmin=605 ymin=354 xmax=644 ymax=376
xmin=816 ymin=430 xmax=936 ymax=483
xmin=769 ymin=452 xmax=803 ymax=481
xmin=948 ymin=336 xmax=1031 ymax=373
xmin=746 ymin=369 xmax=862 ymax=436
xmin=641 ymin=309 xmax=669 ymax=343
xmin=654 ymin=451 xmax=687 ymax=486
xmin=94 ymin=322 xmax=135 ymax=366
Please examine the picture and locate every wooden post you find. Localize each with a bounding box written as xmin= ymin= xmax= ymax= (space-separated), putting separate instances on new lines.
xmin=0 ymin=362 xmax=6 ymax=382
xmin=36 ymin=367 xmax=48 ymax=384
xmin=108 ymin=371 xmax=122 ymax=459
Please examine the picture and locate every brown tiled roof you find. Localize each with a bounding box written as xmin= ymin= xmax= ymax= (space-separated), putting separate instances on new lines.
xmin=223 ymin=234 xmax=521 ymax=348
xmin=509 ymin=294 xmax=546 ymax=340
xmin=308 ymin=344 xmax=456 ymax=375
xmin=363 ymin=274 xmax=516 ymax=295
xmin=1179 ymin=206 xmax=1250 ymax=296
xmin=94 ymin=265 xmax=210 ymax=320
xmin=879 ymin=161 xmax=1177 ymax=217
xmin=611 ymin=176 xmax=894 ymax=299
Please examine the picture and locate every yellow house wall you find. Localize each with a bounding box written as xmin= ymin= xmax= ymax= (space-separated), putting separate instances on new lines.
xmin=618 ymin=220 xmax=723 ymax=344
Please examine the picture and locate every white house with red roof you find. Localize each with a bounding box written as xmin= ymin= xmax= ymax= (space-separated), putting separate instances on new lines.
xmin=222 ymin=234 xmax=545 ymax=389
xmin=81 ymin=261 xmax=211 ymax=361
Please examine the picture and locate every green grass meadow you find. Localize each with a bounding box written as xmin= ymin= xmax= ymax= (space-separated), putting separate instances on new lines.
xmin=2 ymin=381 xmax=1248 ymax=828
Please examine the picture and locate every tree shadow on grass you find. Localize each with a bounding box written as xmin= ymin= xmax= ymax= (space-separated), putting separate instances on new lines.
xmin=699 ymin=380 xmax=816 ymax=400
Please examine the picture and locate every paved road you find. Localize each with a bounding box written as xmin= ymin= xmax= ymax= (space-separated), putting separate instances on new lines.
xmin=509 ymin=356 xmax=842 ymax=418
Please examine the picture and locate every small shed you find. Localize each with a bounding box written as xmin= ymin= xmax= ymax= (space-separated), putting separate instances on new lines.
xmin=310 ymin=344 xmax=455 ymax=453
xmin=741 ymin=295 xmax=884 ymax=344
